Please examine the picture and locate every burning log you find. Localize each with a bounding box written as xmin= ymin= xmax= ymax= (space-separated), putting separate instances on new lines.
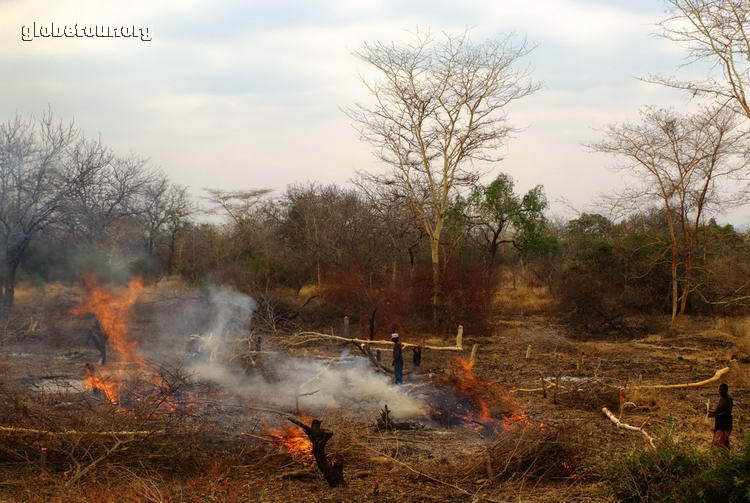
xmin=86 ymin=319 xmax=108 ymax=364
xmin=287 ymin=417 xmax=346 ymax=488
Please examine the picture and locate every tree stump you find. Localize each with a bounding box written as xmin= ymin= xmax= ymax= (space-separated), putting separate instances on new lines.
xmin=288 ymin=417 xmax=346 ymax=488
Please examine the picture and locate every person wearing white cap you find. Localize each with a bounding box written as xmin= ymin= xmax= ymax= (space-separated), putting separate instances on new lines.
xmin=391 ymin=327 xmax=403 ymax=384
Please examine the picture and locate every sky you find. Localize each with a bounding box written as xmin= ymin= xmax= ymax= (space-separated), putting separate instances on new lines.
xmin=2 ymin=0 xmax=743 ymax=224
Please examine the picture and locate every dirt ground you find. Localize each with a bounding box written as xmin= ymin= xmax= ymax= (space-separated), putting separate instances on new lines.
xmin=0 ymin=281 xmax=747 ymax=503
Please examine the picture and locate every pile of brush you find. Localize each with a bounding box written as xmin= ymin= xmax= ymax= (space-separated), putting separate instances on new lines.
xmin=459 ymin=423 xmax=587 ymax=483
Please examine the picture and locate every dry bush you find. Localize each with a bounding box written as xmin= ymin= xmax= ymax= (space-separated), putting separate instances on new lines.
xmin=321 ymin=261 xmax=498 ymax=334
xmin=495 ymin=285 xmax=556 ymax=316
xmin=0 ymin=365 xmax=247 ymax=497
xmin=714 ymin=316 xmax=750 ymax=362
xmin=454 ymin=423 xmax=588 ymax=483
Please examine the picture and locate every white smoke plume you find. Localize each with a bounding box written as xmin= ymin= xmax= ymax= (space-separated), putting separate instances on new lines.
xmin=184 ymin=286 xmax=426 ymax=420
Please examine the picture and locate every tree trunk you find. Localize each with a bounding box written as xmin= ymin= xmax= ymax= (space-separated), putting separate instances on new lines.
xmin=430 ymin=236 xmax=440 ymax=322
xmin=680 ymin=242 xmax=693 ymax=315
xmin=665 ymin=209 xmax=679 ymax=327
xmin=670 ymin=258 xmax=679 ymax=327
xmin=1 ymin=257 xmax=20 ymax=311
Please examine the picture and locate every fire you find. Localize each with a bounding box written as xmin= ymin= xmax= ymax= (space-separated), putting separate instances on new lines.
xmin=84 ymin=363 xmax=119 ymax=404
xmin=73 ymin=274 xmax=146 ymax=368
xmin=431 ymin=358 xmax=529 ymax=433
xmin=267 ymin=424 xmax=313 ymax=462
xmin=74 ymin=274 xmax=163 ymax=405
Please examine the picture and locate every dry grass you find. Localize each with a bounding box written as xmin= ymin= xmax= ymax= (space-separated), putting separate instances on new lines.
xmin=492 ymin=270 xmax=557 ymax=317
xmin=495 ymin=286 xmax=556 ymax=317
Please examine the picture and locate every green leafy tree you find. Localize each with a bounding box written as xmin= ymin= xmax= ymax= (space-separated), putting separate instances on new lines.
xmin=464 ymin=173 xmax=549 ymax=268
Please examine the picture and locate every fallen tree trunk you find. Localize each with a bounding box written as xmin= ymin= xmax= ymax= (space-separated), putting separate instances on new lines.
xmin=516 ymin=367 xmax=730 ymax=394
xmin=626 ymin=367 xmax=730 ymax=390
xmin=287 ymin=325 xmax=464 ymax=351
xmin=0 ymin=426 xmax=163 ymax=436
xmin=602 ymin=407 xmax=655 ymax=449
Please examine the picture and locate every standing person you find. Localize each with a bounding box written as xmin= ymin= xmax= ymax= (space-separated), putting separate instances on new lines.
xmin=708 ymin=383 xmax=733 ymax=449
xmin=391 ymin=327 xmax=403 ymax=385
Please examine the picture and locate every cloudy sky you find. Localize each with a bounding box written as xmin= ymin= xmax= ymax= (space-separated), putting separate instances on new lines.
xmin=2 ymin=0 xmax=735 ymax=222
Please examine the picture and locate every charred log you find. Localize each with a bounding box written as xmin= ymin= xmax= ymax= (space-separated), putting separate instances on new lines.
xmin=376 ymin=404 xmax=423 ymax=431
xmin=87 ymin=319 xmax=108 ymax=364
xmin=288 ymin=417 xmax=346 ymax=488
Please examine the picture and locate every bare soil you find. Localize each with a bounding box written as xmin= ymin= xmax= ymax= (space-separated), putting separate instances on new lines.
xmin=1 ymin=283 xmax=747 ymax=503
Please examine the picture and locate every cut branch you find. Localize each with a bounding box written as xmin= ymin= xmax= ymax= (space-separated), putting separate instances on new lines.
xmin=626 ymin=367 xmax=730 ymax=390
xmin=602 ymin=407 xmax=655 ymax=449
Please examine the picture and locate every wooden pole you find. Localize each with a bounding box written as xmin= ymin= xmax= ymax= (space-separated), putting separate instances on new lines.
xmin=469 ymin=344 xmax=479 ymax=365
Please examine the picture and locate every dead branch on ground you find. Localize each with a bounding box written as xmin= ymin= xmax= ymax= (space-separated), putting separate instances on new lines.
xmin=602 ymin=407 xmax=655 ymax=449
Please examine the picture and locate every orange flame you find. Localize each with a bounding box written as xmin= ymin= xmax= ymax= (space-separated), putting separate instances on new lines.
xmin=74 ymin=274 xmax=146 ymax=367
xmin=84 ymin=364 xmax=119 ymax=404
xmin=436 ymin=358 xmax=530 ymax=432
xmin=267 ymin=424 xmax=313 ymax=462
xmin=74 ymin=275 xmax=152 ymax=404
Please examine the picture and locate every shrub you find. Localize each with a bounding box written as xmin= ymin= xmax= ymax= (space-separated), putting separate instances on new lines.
xmin=607 ymin=427 xmax=707 ymax=503
xmin=607 ymin=428 xmax=750 ymax=503
xmin=698 ymin=434 xmax=750 ymax=503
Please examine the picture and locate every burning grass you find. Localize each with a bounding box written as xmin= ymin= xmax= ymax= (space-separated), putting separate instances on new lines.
xmin=267 ymin=423 xmax=314 ymax=463
xmin=430 ymin=358 xmax=528 ymax=434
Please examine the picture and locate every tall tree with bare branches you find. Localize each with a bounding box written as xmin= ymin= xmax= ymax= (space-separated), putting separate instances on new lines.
xmin=0 ymin=111 xmax=104 ymax=311
xmin=590 ymin=106 xmax=749 ymax=325
xmin=648 ymin=0 xmax=750 ymax=118
xmin=347 ymin=31 xmax=539 ymax=317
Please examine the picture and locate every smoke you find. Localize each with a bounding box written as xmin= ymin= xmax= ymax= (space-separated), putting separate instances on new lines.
xmin=181 ymin=286 xmax=426 ymax=420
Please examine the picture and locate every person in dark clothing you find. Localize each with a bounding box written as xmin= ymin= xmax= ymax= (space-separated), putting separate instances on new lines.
xmin=708 ymin=383 xmax=733 ymax=449
xmin=391 ymin=327 xmax=403 ymax=385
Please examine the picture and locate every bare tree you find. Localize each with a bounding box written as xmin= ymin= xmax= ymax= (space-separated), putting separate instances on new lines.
xmin=352 ymin=175 xmax=424 ymax=284
xmin=347 ymin=30 xmax=540 ymax=315
xmin=589 ymin=106 xmax=749 ymax=324
xmin=202 ymin=188 xmax=271 ymax=225
xmin=140 ymin=175 xmax=192 ymax=259
xmin=64 ymin=150 xmax=151 ymax=244
xmin=0 ymin=111 xmax=99 ymax=312
xmin=648 ymin=0 xmax=750 ymax=117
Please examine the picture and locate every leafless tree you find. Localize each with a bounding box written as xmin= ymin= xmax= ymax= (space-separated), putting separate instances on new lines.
xmin=347 ymin=30 xmax=540 ymax=314
xmin=202 ymin=188 xmax=272 ymax=225
xmin=64 ymin=150 xmax=152 ymax=244
xmin=648 ymin=0 xmax=750 ymax=117
xmin=140 ymin=175 xmax=192 ymax=259
xmin=589 ymin=106 xmax=750 ymax=324
xmin=0 ymin=111 xmax=100 ymax=312
xmin=352 ymin=175 xmax=424 ymax=285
